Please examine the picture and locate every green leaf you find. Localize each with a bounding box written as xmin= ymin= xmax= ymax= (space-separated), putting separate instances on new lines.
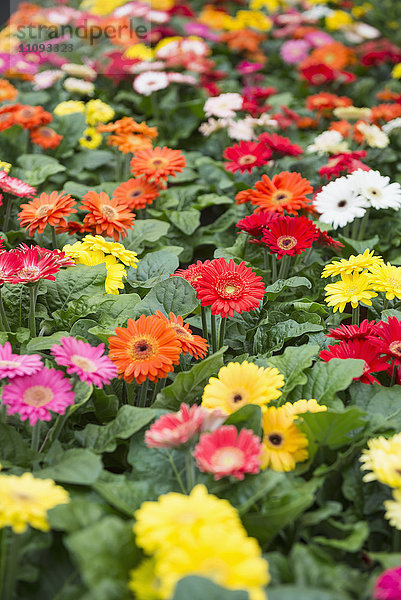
xmin=80 ymin=150 xmax=114 ymax=170
xmin=264 ymin=277 xmax=312 ymax=301
xmin=267 ymin=345 xmax=318 ymax=396
xmin=16 ymin=154 xmax=66 ymax=186
xmin=193 ymin=193 xmax=233 ymax=210
xmin=64 ymin=181 xmax=93 ymax=199
xmin=128 ymin=250 xmax=179 ymax=287
xmin=0 ymin=423 xmax=33 ymax=467
xmin=254 ymin=321 xmax=322 ymax=354
xmin=153 ymin=347 xmax=226 ymax=410
xmin=350 ymin=382 xmax=401 ymax=431
xmin=43 ymin=264 xmax=107 ymax=313
xmin=53 ymin=113 xmax=87 ymax=158
xmin=314 ymin=520 xmax=369 ymax=552
xmin=97 ymin=294 xmax=141 ymax=328
xmin=300 ymin=407 xmax=367 ymax=453
xmin=134 ymin=277 xmax=198 ymax=318
xmin=169 ymin=209 xmax=201 ymax=235
xmin=172 ymin=577 xmax=249 ymax=600
xmin=125 ymin=219 xmax=170 ymax=249
xmin=225 ymin=405 xmax=262 ymax=437
xmin=93 ymin=472 xmax=152 ymax=516
xmin=268 ymin=587 xmax=337 ymax=600
xmin=36 ymin=449 xmax=103 ymax=485
xmin=49 ymin=499 xmax=105 ymax=533
xmin=75 ymin=405 xmax=155 ymax=453
xmin=26 ymin=331 xmax=70 ymax=352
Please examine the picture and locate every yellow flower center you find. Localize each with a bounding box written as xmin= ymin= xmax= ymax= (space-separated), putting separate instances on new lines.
xmin=23 ymin=385 xmax=53 ymax=407
xmin=389 ymin=341 xmax=401 ymax=357
xmin=71 ymin=354 xmax=97 ymax=372
xmin=130 ymin=337 xmax=157 ymax=361
xmin=211 ymin=446 xmax=244 ymax=469
xmin=277 ymin=235 xmax=297 ymax=250
xmin=17 ymin=266 xmax=40 ymax=278
xmin=272 ymin=190 xmax=292 ymax=204
xmin=238 ymin=154 xmax=257 ymax=165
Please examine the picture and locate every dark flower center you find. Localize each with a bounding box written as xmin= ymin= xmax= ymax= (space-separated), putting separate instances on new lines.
xmin=337 ymin=200 xmax=347 ymax=208
xmin=277 ymin=235 xmax=297 ymax=250
xmin=268 ymin=433 xmax=283 ymax=446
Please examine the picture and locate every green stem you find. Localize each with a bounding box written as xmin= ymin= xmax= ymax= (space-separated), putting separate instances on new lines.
xmin=151 ymin=379 xmax=162 ymax=404
xmin=391 ymin=359 xmax=397 ymax=387
xmin=383 ymin=297 xmax=389 ymax=311
xmin=351 ymin=305 xmax=360 ymax=325
xmin=28 ymin=284 xmax=38 ymax=338
xmin=0 ymin=289 xmax=10 ymax=332
xmin=351 ymin=217 xmax=359 ymax=240
xmin=30 ymin=421 xmax=41 ymax=452
xmin=167 ymin=451 xmax=187 ymax=494
xmin=263 ymin=248 xmax=269 ymax=271
xmin=278 ymin=255 xmax=289 ymax=280
xmin=357 ymin=210 xmax=369 ymax=241
xmin=3 ymin=531 xmax=20 ymax=600
xmin=200 ymin=307 xmax=209 ymax=348
xmin=51 ymin=227 xmax=58 ymax=250
xmin=210 ymin=313 xmax=217 ymax=354
xmin=218 ymin=317 xmax=226 ymax=350
xmin=343 ymin=224 xmax=350 ymax=238
xmin=271 ymin=254 xmax=278 ymax=282
xmin=137 ymin=379 xmax=149 ymax=407
xmin=3 ymin=196 xmax=13 ymax=231
xmin=185 ymin=449 xmax=195 ymax=492
xmin=40 ymin=410 xmax=70 ymax=453
xmin=122 ymin=381 xmax=128 ymax=404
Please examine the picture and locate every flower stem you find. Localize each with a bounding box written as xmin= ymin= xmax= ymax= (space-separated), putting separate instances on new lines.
xmin=167 ymin=451 xmax=187 ymax=495
xmin=3 ymin=195 xmax=13 ymax=231
xmin=30 ymin=421 xmax=41 ymax=452
xmin=185 ymin=449 xmax=195 ymax=492
xmin=351 ymin=305 xmax=360 ymax=325
xmin=41 ymin=408 xmax=71 ymax=453
xmin=278 ymin=255 xmax=289 ymax=280
xmin=0 ymin=529 xmax=7 ymax=600
xmin=391 ymin=359 xmax=397 ymax=387
xmin=51 ymin=227 xmax=58 ymax=250
xmin=351 ymin=218 xmax=359 ymax=239
xmin=210 ymin=313 xmax=217 ymax=353
xmin=383 ymin=297 xmax=389 ymax=311
xmin=200 ymin=307 xmax=209 ymax=348
xmin=263 ymin=248 xmax=269 ymax=271
xmin=137 ymin=379 xmax=149 ymax=407
xmin=3 ymin=531 xmax=21 ymax=600
xmin=357 ymin=210 xmax=369 ymax=241
xmin=271 ymin=254 xmax=278 ymax=282
xmin=218 ymin=317 xmax=226 ymax=350
xmin=151 ymin=379 xmax=162 ymax=404
xmin=28 ymin=284 xmax=38 ymax=338
xmin=0 ymin=289 xmax=10 ymax=332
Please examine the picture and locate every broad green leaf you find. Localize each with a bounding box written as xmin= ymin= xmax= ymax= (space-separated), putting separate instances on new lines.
xmin=300 ymin=407 xmax=367 ymax=454
xmin=16 ymin=153 xmax=66 ymax=185
xmin=75 ymin=405 xmax=155 ymax=453
xmin=128 ymin=250 xmax=179 ymax=288
xmin=225 ymin=405 xmax=262 ymax=437
xmin=313 ymin=520 xmax=369 ymax=552
xmin=36 ymin=449 xmax=102 ymax=485
xmin=26 ymin=331 xmax=70 ymax=352
xmin=268 ymin=587 xmax=337 ymax=600
xmin=97 ymin=294 xmax=141 ymax=327
xmin=44 ymin=265 xmax=107 ymax=313
xmin=0 ymin=423 xmax=33 ymax=467
xmin=350 ymin=382 xmax=401 ymax=431
xmin=93 ymin=472 xmax=152 ymax=515
xmin=80 ymin=150 xmax=114 ymax=170
xmin=49 ymin=499 xmax=105 ymax=533
xmin=173 ymin=577 xmax=249 ymax=600
xmin=134 ymin=277 xmax=198 ymax=318
xmin=153 ymin=347 xmax=226 ymax=410
xmin=169 ymin=209 xmax=201 ymax=235
xmin=125 ymin=219 xmax=170 ymax=249
xmin=264 ymin=277 xmax=312 ymax=301
xmin=193 ymin=193 xmax=233 ymax=210
xmin=267 ymin=345 xmax=318 ymax=396
xmin=254 ymin=321 xmax=322 ymax=354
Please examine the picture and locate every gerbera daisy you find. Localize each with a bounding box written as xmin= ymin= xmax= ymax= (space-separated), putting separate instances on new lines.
xmin=0 ymin=104 xmax=20 ymax=131
xmin=301 ymin=63 xmax=336 ymax=86
xmin=145 ymin=403 xmax=211 ymax=448
xmin=318 ymin=151 xmax=370 ymax=180
xmin=315 ymin=230 xmax=345 ymax=249
xmin=248 ymin=172 xmax=313 ymax=215
xmin=2 ymin=367 xmax=75 ymax=425
xmin=349 ymin=169 xmax=401 ymax=210
xmin=130 ymin=146 xmax=186 ymax=183
xmin=236 ymin=211 xmax=278 ymax=238
xmin=235 ymin=188 xmax=254 ymax=205
xmin=258 ymin=133 xmax=303 ymax=157
xmin=172 ymin=260 xmax=211 ymax=287
xmin=0 ymin=472 xmax=70 ymax=533
xmin=30 ymin=126 xmax=63 ymax=149
xmin=368 ymin=317 xmax=401 ymax=364
xmin=324 ymin=272 xmax=377 ymax=313
xmin=51 ymin=336 xmax=118 ymax=387
xmin=319 ymin=339 xmax=388 ymax=384
xmin=373 ymin=565 xmax=401 ymax=600
xmin=105 ymin=255 xmax=127 ymax=295
xmin=0 ymin=342 xmax=43 ymax=379
xmin=108 ymin=314 xmax=182 ymax=384
xmin=80 ymin=127 xmax=102 ymax=150
xmin=14 ymin=105 xmax=52 ymax=130
xmin=195 ymin=258 xmax=265 ymax=318
xmin=10 ymin=247 xmax=62 ymax=284
xmin=107 ymin=132 xmax=153 ymax=155
xmin=327 ymin=319 xmax=378 ymax=341
xmin=202 ymin=361 xmax=284 ymax=414
xmin=261 ymin=406 xmax=309 ymax=472
xmin=81 ymin=191 xmax=135 ymax=241
xmin=154 ymin=311 xmax=208 ymax=359
xmin=193 ymin=425 xmax=263 ymax=480
xmin=0 ymin=251 xmax=21 ymax=284
xmin=80 ymin=235 xmax=139 ymax=267
xmin=262 ymin=215 xmax=319 ymax=259
xmin=384 ymin=490 xmax=401 ymax=532
xmin=314 ymin=175 xmax=369 ymax=229
xmin=282 ymin=399 xmax=327 ymax=417
xmin=322 ymin=249 xmax=383 ymax=278
xmin=360 ymin=433 xmax=401 ymax=487
xmin=223 ymin=141 xmax=271 ymax=174
xmin=18 ymin=191 xmax=77 ymax=236
xmin=0 ymin=174 xmax=36 ymax=198
xmin=112 ymin=178 xmax=160 ymax=210
xmin=30 ymin=246 xmax=76 ymax=269
xmin=368 ymin=262 xmax=401 ymax=301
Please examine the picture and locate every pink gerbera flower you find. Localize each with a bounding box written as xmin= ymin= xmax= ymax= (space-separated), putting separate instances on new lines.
xmin=0 ymin=251 xmax=21 ymax=284
xmin=0 ymin=174 xmax=36 ymax=197
xmin=2 ymin=367 xmax=75 ymax=425
xmin=10 ymin=247 xmax=61 ymax=283
xmin=374 ymin=566 xmax=401 ymax=600
xmin=51 ymin=336 xmax=118 ymax=387
xmin=193 ymin=425 xmax=263 ymax=480
xmin=145 ymin=403 xmax=225 ymax=449
xmin=0 ymin=342 xmax=43 ymax=379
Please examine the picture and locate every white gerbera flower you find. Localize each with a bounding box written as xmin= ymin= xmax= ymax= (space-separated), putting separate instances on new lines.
xmin=348 ymin=169 xmax=401 ymax=210
xmin=314 ymin=176 xmax=369 ymax=229
xmin=227 ymin=117 xmax=256 ymax=141
xmin=199 ymin=118 xmax=230 ymax=136
xmin=63 ymin=78 xmax=94 ymax=96
xmin=133 ymin=71 xmax=169 ymax=95
xmin=355 ymin=122 xmax=389 ymax=148
xmin=307 ymin=130 xmax=349 ymax=155
xmin=204 ymin=93 xmax=243 ymax=118
xmin=382 ymin=118 xmax=401 ymax=134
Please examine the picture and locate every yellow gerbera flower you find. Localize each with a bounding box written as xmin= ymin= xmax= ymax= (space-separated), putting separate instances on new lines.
xmin=62 ymin=241 xmax=84 ymax=261
xmin=385 ymin=489 xmax=401 ymax=529
xmin=360 ymin=434 xmax=401 ymax=488
xmin=129 ymin=558 xmax=163 ymax=600
xmin=124 ymin=43 xmax=154 ymax=61
xmin=201 ymin=361 xmax=284 ymax=414
xmin=54 ymin=100 xmax=86 ymax=117
xmin=104 ymin=255 xmax=126 ymax=295
xmin=133 ymin=484 xmax=242 ymax=554
xmin=368 ymin=262 xmax=401 ymax=300
xmin=0 ymin=472 xmax=69 ymax=533
xmin=76 ymin=249 xmax=106 ymax=266
xmin=282 ymin=399 xmax=327 ymax=418
xmin=250 ymin=0 xmax=279 ymax=12
xmin=79 ymin=127 xmax=102 ymax=149
xmin=0 ymin=160 xmax=11 ymax=173
xmin=321 ymin=249 xmax=383 ymax=278
xmin=325 ymin=10 xmax=353 ymax=30
xmin=324 ymin=272 xmax=377 ymax=313
xmin=392 ymin=63 xmax=401 ymax=79
xmin=261 ymin=406 xmax=309 ymax=472
xmin=231 ymin=10 xmax=273 ymax=31
xmin=80 ymin=235 xmax=139 ymax=267
xmin=85 ymin=99 xmax=115 ymax=126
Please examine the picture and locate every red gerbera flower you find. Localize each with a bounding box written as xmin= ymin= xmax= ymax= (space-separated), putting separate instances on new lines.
xmin=301 ymin=63 xmax=336 ymax=86
xmin=368 ymin=317 xmax=401 ymax=365
xmin=223 ymin=141 xmax=271 ymax=174
xmin=327 ymin=319 xmax=379 ymax=341
xmin=194 ymin=258 xmax=265 ymax=318
xmin=20 ymin=245 xmax=76 ymax=269
xmin=259 ymin=133 xmax=303 ymax=158
xmin=0 ymin=251 xmax=21 ymax=285
xmin=315 ymin=230 xmax=345 ymax=249
xmin=319 ymin=151 xmax=370 ymax=180
xmin=261 ymin=215 xmax=319 ymax=259
xmin=10 ymin=247 xmax=61 ymax=284
xmin=0 ymin=104 xmax=21 ymax=131
xmin=14 ymin=105 xmax=52 ymax=130
xmin=172 ymin=260 xmax=211 ymax=287
xmin=319 ymin=339 xmax=389 ymax=384
xmin=236 ymin=211 xmax=278 ymax=238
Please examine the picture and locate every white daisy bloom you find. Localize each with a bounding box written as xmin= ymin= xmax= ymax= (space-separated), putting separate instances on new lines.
xmin=63 ymin=78 xmax=95 ymax=96
xmin=314 ymin=176 xmax=369 ymax=229
xmin=307 ymin=130 xmax=349 ymax=155
xmin=383 ymin=118 xmax=401 ymax=134
xmin=204 ymin=93 xmax=243 ymax=118
xmin=133 ymin=71 xmax=169 ymax=95
xmin=348 ymin=169 xmax=401 ymax=211
xmin=355 ymin=122 xmax=389 ymax=148
xmin=199 ymin=118 xmax=230 ymax=136
xmin=227 ymin=117 xmax=256 ymax=141
xmin=61 ymin=63 xmax=97 ymax=81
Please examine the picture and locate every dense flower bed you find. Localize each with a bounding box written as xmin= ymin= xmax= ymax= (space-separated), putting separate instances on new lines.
xmin=1 ymin=0 xmax=401 ymax=599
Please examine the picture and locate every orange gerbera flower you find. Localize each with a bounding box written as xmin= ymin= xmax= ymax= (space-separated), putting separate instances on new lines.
xmin=248 ymin=172 xmax=313 ymax=215
xmin=130 ymin=146 xmax=186 ymax=183
xmin=329 ymin=119 xmax=352 ymax=137
xmin=108 ymin=314 xmax=182 ymax=384
xmin=14 ymin=105 xmax=52 ymax=130
xmin=297 ymin=116 xmax=319 ymax=129
xmin=306 ymin=93 xmax=352 ymax=113
xmin=371 ymin=103 xmax=401 ymax=124
xmin=30 ymin=126 xmax=63 ymax=149
xmin=107 ymin=132 xmax=153 ymax=154
xmin=308 ymin=42 xmax=354 ymax=70
xmin=112 ymin=178 xmax=160 ymax=210
xmin=220 ymin=30 xmax=266 ymax=54
xmin=81 ymin=191 xmax=135 ymax=241
xmin=0 ymin=103 xmax=21 ymax=131
xmin=235 ymin=188 xmax=253 ymax=205
xmin=98 ymin=117 xmax=157 ymax=138
xmin=18 ymin=191 xmax=77 ymax=236
xmin=154 ymin=311 xmax=209 ymax=359
xmin=0 ymin=79 xmax=18 ymax=102
xmin=376 ymin=88 xmax=401 ymax=101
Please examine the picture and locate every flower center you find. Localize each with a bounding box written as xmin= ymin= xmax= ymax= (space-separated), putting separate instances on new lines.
xmin=150 ymin=158 xmax=167 ymax=168
xmin=101 ymin=205 xmax=118 ymax=219
xmin=216 ymin=275 xmax=244 ymax=300
xmin=233 ymin=393 xmax=243 ymax=403
xmin=130 ymin=337 xmax=157 ymax=361
xmin=39 ymin=128 xmax=52 ymax=138
xmin=367 ymin=187 xmax=381 ymax=198
xmin=337 ymin=200 xmax=347 ymax=208
xmin=238 ymin=154 xmax=257 ymax=165
xmin=171 ymin=323 xmax=192 ymax=340
xmin=37 ymin=204 xmax=51 ymax=217
xmin=268 ymin=432 xmax=284 ymax=447
xmin=277 ymin=235 xmax=297 ymax=250
xmin=20 ymin=107 xmax=35 ymax=118
xmin=272 ymin=190 xmax=291 ymax=204
xmin=389 ymin=340 xmax=401 ymax=357
xmin=71 ymin=354 xmax=97 ymax=372
xmin=211 ymin=446 xmax=245 ymax=469
xmin=23 ymin=385 xmax=53 ymax=407
xmin=0 ymin=359 xmax=21 ymax=368
xmin=17 ymin=266 xmax=40 ymax=278
xmin=13 ymin=491 xmax=32 ymax=502
xmin=130 ymin=189 xmax=142 ymax=198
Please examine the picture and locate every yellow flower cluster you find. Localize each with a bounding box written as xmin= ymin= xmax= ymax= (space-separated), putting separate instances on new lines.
xmin=54 ymin=99 xmax=114 ymax=149
xmin=0 ymin=472 xmax=69 ymax=533
xmin=131 ymin=484 xmax=270 ymax=600
xmin=323 ymin=249 xmax=401 ymax=312
xmin=0 ymin=160 xmax=11 ymax=173
xmin=199 ymin=6 xmax=272 ymax=31
xmin=361 ymin=433 xmax=401 ymax=529
xmin=325 ymin=10 xmax=353 ymax=31
xmin=63 ymin=234 xmax=138 ymax=295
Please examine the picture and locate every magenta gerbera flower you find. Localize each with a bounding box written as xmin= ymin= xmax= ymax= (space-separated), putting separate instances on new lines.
xmin=374 ymin=566 xmax=401 ymax=600
xmin=0 ymin=342 xmax=43 ymax=379
xmin=51 ymin=336 xmax=118 ymax=387
xmin=193 ymin=425 xmax=263 ymax=480
xmin=2 ymin=367 xmax=75 ymax=425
